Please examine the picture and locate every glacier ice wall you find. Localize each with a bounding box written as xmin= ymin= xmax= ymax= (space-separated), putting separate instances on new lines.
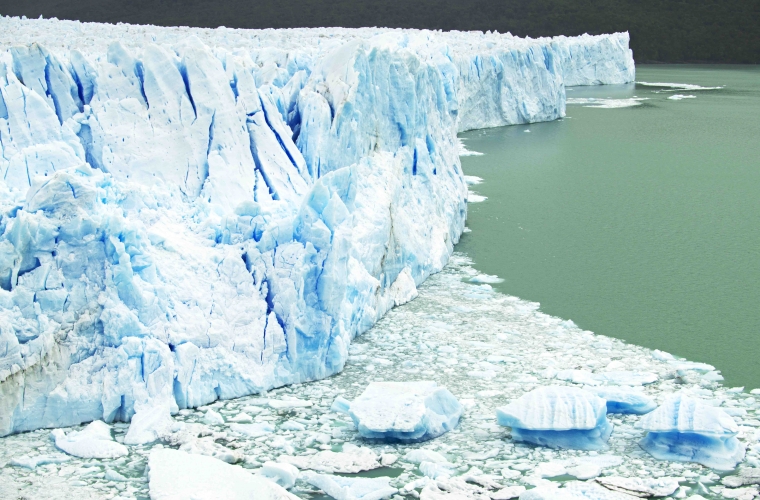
xmin=0 ymin=17 xmax=634 ymax=436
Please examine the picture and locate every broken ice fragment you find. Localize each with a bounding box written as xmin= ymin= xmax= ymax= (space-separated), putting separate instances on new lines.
xmin=280 ymin=444 xmax=381 ymax=473
xmin=496 ymin=386 xmax=612 ymax=450
xmin=9 ymin=453 xmax=71 ymax=470
xmin=638 ymin=394 xmax=745 ymax=470
xmin=348 ymin=381 xmax=462 ymax=442
xmin=596 ymin=476 xmax=681 ymax=497
xmin=124 ymin=404 xmax=174 ymax=445
xmin=230 ymin=422 xmax=275 ymax=437
xmin=148 ymin=448 xmax=298 ymax=499
xmin=52 ymin=421 xmax=129 ymax=459
xmin=588 ymin=387 xmax=656 ymax=415
xmin=261 ymin=461 xmax=300 ymax=489
xmin=301 ymin=471 xmax=397 ymax=500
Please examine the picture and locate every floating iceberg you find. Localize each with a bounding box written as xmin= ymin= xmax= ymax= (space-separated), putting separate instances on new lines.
xmin=147 ymin=448 xmax=298 ymax=500
xmin=0 ymin=16 xmax=635 ymax=436
xmin=496 ymin=386 xmax=612 ymax=450
xmin=588 ymin=387 xmax=656 ymax=415
xmin=638 ymin=394 xmax=745 ymax=470
xmin=51 ymin=420 xmax=128 ymax=459
xmin=261 ymin=461 xmax=300 ymax=489
xmin=348 ymin=381 xmax=462 ymax=441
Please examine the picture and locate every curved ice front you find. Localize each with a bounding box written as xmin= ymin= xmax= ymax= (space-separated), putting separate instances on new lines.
xmin=0 ymin=17 xmax=634 ymax=436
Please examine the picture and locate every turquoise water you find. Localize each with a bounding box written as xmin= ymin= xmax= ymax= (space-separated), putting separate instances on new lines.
xmin=456 ymin=65 xmax=760 ymax=389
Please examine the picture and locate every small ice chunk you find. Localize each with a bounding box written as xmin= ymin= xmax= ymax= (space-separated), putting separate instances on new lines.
xmin=105 ymin=468 xmax=129 ymax=482
xmin=496 ymin=386 xmax=612 ymax=450
xmin=281 ymin=420 xmax=306 ymax=431
xmin=261 ymin=461 xmax=300 ymax=489
xmin=492 ymin=485 xmax=526 ymax=499
xmin=148 ymin=448 xmax=298 ymax=500
xmin=331 ymin=396 xmax=352 ymax=415
xmin=281 ymin=444 xmax=381 ymax=473
xmin=203 ymin=409 xmax=225 ymax=425
xmin=403 ymin=449 xmax=449 ymax=464
xmin=534 ymin=461 xmax=567 ymax=478
xmin=230 ymin=422 xmax=275 ymax=437
xmin=565 ymin=463 xmax=602 ymax=480
xmin=229 ymin=412 xmax=253 ymax=423
xmin=124 ymin=404 xmax=174 ymax=445
xmin=467 ymin=194 xmax=488 ymax=203
xmin=596 ymin=476 xmax=681 ymax=497
xmin=10 ymin=453 xmax=71 ymax=469
xmin=301 ymin=471 xmax=397 ymax=500
xmin=599 ymin=371 xmax=658 ymax=386
xmin=349 ymin=381 xmax=462 ymax=442
xmin=668 ymin=94 xmax=697 ymax=100
xmin=638 ymin=394 xmax=745 ymax=470
xmin=419 ymin=461 xmax=456 ymax=479
xmin=589 ymin=387 xmax=656 ymax=415
xmin=53 ymin=421 xmax=129 ymax=459
xmin=469 ymin=274 xmax=504 ymax=284
xmin=380 ymin=453 xmax=398 ymax=466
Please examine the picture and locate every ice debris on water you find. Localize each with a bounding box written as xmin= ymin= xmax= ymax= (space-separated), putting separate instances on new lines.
xmin=496 ymin=386 xmax=612 ymax=450
xmin=595 ymin=476 xmax=681 ymax=497
xmin=147 ymin=448 xmax=298 ymax=500
xmin=281 ymin=443 xmax=381 ymax=473
xmin=638 ymin=394 xmax=746 ymax=470
xmin=51 ymin=420 xmax=128 ymax=459
xmin=348 ymin=381 xmax=462 ymax=441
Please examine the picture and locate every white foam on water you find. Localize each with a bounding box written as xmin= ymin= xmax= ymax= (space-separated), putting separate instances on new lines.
xmin=468 ymin=194 xmax=488 ymax=203
xmin=668 ymin=94 xmax=698 ymax=100
xmin=459 ymin=138 xmax=485 ymax=156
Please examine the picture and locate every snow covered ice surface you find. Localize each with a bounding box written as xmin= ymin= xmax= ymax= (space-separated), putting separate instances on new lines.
xmin=1 ymin=255 xmax=759 ymax=499
xmin=347 ymin=381 xmax=462 ymax=442
xmin=0 ymin=16 xmax=634 ymax=438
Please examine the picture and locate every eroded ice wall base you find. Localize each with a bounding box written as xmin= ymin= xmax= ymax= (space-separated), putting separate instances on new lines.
xmin=0 ymin=18 xmax=634 ymax=436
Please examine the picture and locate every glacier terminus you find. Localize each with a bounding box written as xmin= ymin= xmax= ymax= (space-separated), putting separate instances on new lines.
xmin=0 ymin=17 xmax=635 ymax=437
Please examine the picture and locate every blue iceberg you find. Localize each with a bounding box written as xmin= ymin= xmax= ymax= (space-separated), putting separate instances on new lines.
xmin=638 ymin=394 xmax=745 ymax=470
xmin=348 ymin=381 xmax=462 ymax=442
xmin=496 ymin=386 xmax=612 ymax=450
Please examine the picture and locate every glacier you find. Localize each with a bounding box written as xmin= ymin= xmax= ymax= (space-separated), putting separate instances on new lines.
xmin=0 ymin=16 xmax=634 ymax=436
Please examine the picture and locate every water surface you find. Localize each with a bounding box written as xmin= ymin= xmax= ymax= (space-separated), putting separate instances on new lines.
xmin=457 ymin=65 xmax=760 ymax=389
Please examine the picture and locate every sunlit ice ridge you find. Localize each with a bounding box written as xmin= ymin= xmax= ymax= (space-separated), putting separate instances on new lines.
xmin=0 ymin=16 xmax=634 ymax=436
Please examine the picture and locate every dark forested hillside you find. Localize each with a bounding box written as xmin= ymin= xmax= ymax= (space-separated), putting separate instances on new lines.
xmin=1 ymin=0 xmax=758 ymax=63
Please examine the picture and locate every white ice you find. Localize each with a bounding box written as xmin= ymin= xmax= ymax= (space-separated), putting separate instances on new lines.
xmin=301 ymin=471 xmax=397 ymax=500
xmin=348 ymin=381 xmax=462 ymax=441
xmin=147 ymin=448 xmax=298 ymax=499
xmin=52 ymin=420 xmax=128 ymax=459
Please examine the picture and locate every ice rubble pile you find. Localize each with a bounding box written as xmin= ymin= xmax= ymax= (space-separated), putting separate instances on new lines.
xmin=496 ymin=386 xmax=613 ymax=451
xmin=0 ymin=16 xmax=634 ymax=436
xmin=345 ymin=381 xmax=462 ymax=441
xmin=638 ymin=394 xmax=745 ymax=470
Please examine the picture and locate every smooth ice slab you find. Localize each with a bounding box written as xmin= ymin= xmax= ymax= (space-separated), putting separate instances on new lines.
xmin=52 ymin=421 xmax=128 ymax=459
xmin=281 ymin=444 xmax=381 ymax=473
xmin=148 ymin=448 xmax=298 ymax=500
xmin=588 ymin=387 xmax=656 ymax=415
xmin=638 ymin=394 xmax=745 ymax=470
xmin=348 ymin=381 xmax=462 ymax=442
xmin=496 ymin=386 xmax=612 ymax=450
xmin=301 ymin=471 xmax=397 ymax=500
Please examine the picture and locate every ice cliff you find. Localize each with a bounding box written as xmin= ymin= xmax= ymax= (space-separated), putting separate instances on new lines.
xmin=0 ymin=17 xmax=634 ymax=436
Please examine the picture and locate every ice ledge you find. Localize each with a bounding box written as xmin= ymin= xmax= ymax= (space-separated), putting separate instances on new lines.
xmin=0 ymin=17 xmax=634 ymax=436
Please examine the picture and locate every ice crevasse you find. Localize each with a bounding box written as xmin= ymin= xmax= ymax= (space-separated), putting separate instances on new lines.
xmin=0 ymin=17 xmax=635 ymax=436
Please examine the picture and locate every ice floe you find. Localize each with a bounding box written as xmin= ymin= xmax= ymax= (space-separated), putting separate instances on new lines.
xmin=348 ymin=381 xmax=463 ymax=441
xmin=51 ymin=421 xmax=128 ymax=459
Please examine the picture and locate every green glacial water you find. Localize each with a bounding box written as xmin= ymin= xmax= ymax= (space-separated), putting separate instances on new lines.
xmin=456 ymin=65 xmax=760 ymax=390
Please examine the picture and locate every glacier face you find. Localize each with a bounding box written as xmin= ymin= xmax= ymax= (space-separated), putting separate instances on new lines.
xmin=0 ymin=17 xmax=634 ymax=436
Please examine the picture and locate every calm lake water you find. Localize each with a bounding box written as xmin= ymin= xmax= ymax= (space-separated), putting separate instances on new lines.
xmin=457 ymin=65 xmax=760 ymax=390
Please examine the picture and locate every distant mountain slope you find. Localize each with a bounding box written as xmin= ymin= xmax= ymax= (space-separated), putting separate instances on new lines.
xmin=1 ymin=0 xmax=759 ymax=63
